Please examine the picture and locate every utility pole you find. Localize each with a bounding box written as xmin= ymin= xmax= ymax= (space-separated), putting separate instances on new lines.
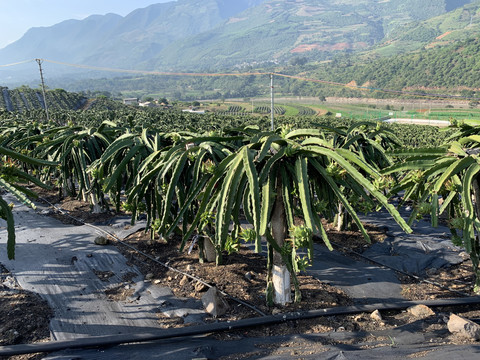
xmin=270 ymin=73 xmax=274 ymax=131
xmin=36 ymin=59 xmax=50 ymax=122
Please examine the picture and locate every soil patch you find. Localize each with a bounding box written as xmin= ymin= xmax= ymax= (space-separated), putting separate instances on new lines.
xmin=401 ymin=260 xmax=474 ymax=300
xmin=117 ymin=233 xmax=352 ymax=319
xmin=32 ymin=186 xmax=119 ymax=225
xmin=47 ymin=198 xmax=118 ymax=225
xmin=0 ymin=265 xmax=52 ymax=360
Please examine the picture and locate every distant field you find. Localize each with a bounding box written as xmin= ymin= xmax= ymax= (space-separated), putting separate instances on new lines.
xmin=214 ymin=101 xmax=320 ymax=117
xmin=298 ymin=101 xmax=480 ymax=122
xmin=463 ymin=119 xmax=480 ymax=126
xmin=208 ymin=98 xmax=480 ymax=125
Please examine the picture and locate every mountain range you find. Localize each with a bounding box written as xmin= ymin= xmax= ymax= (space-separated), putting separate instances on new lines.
xmin=0 ymin=0 xmax=479 ymax=84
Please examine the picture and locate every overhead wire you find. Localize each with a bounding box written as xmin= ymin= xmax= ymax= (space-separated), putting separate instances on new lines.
xmin=1 ymin=57 xmax=479 ymax=101
xmin=274 ymin=73 xmax=480 ymax=101
xmin=0 ymin=59 xmax=33 ymax=67
xmin=40 ymin=58 xmax=480 ymax=101
xmin=42 ymin=58 xmax=268 ymax=77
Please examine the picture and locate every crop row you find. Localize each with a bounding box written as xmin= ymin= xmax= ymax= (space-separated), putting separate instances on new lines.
xmin=0 ymin=117 xmax=412 ymax=305
xmin=4 ymin=107 xmax=478 ymax=305
xmin=254 ymin=106 xmax=286 ymax=115
xmin=296 ymin=106 xmax=317 ymax=116
xmin=3 ymin=111 xmax=480 ymax=301
xmin=216 ymin=111 xmax=250 ymax=117
xmin=226 ymin=105 xmax=246 ymax=113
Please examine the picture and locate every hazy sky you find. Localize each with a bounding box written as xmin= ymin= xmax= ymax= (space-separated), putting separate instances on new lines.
xmin=0 ymin=0 xmax=173 ymax=49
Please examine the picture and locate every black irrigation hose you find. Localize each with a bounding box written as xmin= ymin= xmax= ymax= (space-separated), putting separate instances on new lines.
xmin=329 ymin=240 xmax=471 ymax=297
xmin=2 ymin=296 xmax=480 ymax=357
xmin=37 ymin=197 xmax=268 ymax=317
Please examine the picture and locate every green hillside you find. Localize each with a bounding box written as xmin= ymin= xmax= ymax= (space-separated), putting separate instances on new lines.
xmin=40 ymin=35 xmax=480 ymax=102
xmin=45 ymin=34 xmax=480 ymax=102
xmin=154 ymin=0 xmax=471 ymax=69
xmin=309 ymin=37 xmax=480 ymax=93
xmin=372 ymin=1 xmax=480 ymax=56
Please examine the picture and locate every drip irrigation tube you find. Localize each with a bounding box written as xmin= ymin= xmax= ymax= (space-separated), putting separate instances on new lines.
xmin=37 ymin=196 xmax=471 ymax=313
xmin=329 ymin=240 xmax=471 ymax=297
xmin=95 ymin=224 xmax=267 ymax=316
xmin=37 ymin=197 xmax=267 ymax=317
xmin=2 ymin=296 xmax=480 ymax=357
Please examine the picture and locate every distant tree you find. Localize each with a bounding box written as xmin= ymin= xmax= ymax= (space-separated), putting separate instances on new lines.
xmin=461 ymin=89 xmax=476 ymax=99
xmin=469 ymin=100 xmax=479 ymax=109
xmin=289 ymin=56 xmax=308 ymax=66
